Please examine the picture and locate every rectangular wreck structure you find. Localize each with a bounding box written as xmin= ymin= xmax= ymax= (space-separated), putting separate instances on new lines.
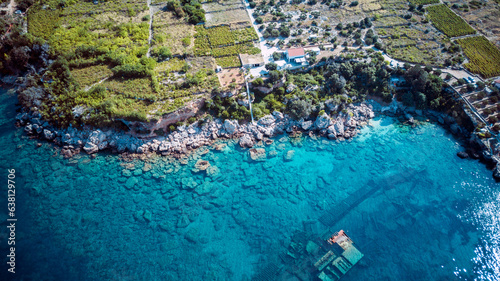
xmin=314 ymin=230 xmax=363 ymax=281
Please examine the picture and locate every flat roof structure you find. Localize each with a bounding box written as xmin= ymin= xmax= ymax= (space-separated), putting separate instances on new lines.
xmin=239 ymin=53 xmax=264 ymax=67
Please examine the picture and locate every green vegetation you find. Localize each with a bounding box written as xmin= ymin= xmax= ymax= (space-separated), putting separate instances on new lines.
xmin=8 ymin=0 xmax=220 ymax=129
xmin=27 ymin=5 xmax=60 ymax=39
xmin=167 ymin=0 xmax=205 ymax=24
xmin=409 ymin=0 xmax=439 ymax=4
xmin=426 ymin=5 xmax=476 ymax=37
xmin=457 ymin=36 xmax=500 ymax=78
xmin=215 ymin=56 xmax=241 ymax=68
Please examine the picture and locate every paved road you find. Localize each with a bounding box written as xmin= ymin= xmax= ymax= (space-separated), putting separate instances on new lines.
xmin=243 ymin=0 xmax=279 ymax=77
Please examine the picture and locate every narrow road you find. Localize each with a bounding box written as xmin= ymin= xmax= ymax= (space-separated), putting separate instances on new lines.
xmin=146 ymin=0 xmax=153 ymax=58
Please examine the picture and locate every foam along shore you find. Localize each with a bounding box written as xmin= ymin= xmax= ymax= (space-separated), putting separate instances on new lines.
xmin=16 ymin=103 xmax=375 ymax=158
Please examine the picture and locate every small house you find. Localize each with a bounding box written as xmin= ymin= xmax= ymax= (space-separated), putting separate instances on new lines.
xmin=285 ymin=47 xmax=305 ymax=63
xmin=239 ymin=53 xmax=264 ymax=68
xmin=305 ymin=47 xmax=321 ymax=56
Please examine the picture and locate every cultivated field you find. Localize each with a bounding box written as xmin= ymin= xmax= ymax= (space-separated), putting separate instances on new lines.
xmin=193 ymin=24 xmax=259 ymax=69
xmin=457 ymin=36 xmax=500 ymax=78
xmin=426 ymin=4 xmax=476 ymax=37
xmin=447 ymin=0 xmax=500 ymax=48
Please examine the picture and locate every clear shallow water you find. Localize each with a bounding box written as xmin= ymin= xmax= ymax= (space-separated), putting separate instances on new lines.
xmin=0 ymin=87 xmax=499 ymax=281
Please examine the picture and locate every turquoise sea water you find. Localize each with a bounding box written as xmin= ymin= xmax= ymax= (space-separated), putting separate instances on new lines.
xmin=0 ymin=86 xmax=499 ymax=281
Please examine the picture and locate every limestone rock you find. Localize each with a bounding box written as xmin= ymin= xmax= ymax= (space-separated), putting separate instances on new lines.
xmin=258 ymin=115 xmax=276 ymax=126
xmin=83 ymin=142 xmax=99 ymax=154
xmin=239 ymin=134 xmax=254 ymax=148
xmin=314 ymin=114 xmax=332 ymax=130
xmin=43 ymin=129 xmax=54 ymax=140
xmin=300 ymin=120 xmax=313 ymax=131
xmin=223 ymin=119 xmax=238 ymax=134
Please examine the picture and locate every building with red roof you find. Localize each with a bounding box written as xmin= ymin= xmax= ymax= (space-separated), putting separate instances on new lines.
xmin=286 ymin=47 xmax=305 ymax=62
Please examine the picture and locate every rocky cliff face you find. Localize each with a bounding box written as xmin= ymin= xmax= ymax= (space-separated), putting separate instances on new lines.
xmin=123 ymin=98 xmax=206 ymax=136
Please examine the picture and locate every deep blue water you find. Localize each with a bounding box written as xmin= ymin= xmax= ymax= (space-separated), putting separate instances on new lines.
xmin=0 ymin=86 xmax=499 ymax=281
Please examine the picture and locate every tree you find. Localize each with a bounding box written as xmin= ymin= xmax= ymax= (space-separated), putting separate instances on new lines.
xmin=153 ymin=46 xmax=172 ymax=61
xmin=272 ymin=52 xmax=282 ymax=61
xmin=329 ymin=73 xmax=346 ymax=90
xmin=256 ymin=17 xmax=263 ymax=24
xmin=10 ymin=46 xmax=30 ymax=68
xmin=287 ymin=99 xmax=313 ymax=120
xmin=466 ymin=83 xmax=475 ymax=92
xmin=265 ymin=62 xmax=278 ymax=71
xmin=269 ymin=70 xmax=281 ymax=83
xmin=414 ymin=92 xmax=426 ymax=108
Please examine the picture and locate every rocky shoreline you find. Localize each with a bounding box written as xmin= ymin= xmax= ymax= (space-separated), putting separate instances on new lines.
xmin=16 ymin=102 xmax=375 ymax=157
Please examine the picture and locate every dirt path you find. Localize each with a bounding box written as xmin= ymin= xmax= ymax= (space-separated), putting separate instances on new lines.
xmin=84 ymin=77 xmax=110 ymax=92
xmin=0 ymin=0 xmax=16 ymax=16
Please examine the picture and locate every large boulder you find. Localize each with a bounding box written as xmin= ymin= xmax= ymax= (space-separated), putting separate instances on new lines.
xmin=239 ymin=134 xmax=254 ymax=148
xmin=300 ymin=119 xmax=313 ymax=131
xmin=88 ymin=130 xmax=107 ymax=145
xmin=43 ymin=129 xmax=54 ymax=140
xmin=83 ymin=142 xmax=99 ymax=154
xmin=314 ymin=114 xmax=332 ymax=130
xmin=223 ymin=119 xmax=239 ymax=134
xmin=334 ymin=119 xmax=344 ymax=136
xmin=258 ymin=115 xmax=276 ymax=126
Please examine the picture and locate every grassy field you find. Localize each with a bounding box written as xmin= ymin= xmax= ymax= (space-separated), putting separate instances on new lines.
xmin=71 ymin=65 xmax=114 ymax=88
xmin=426 ymin=4 xmax=476 ymax=37
xmin=457 ymin=36 xmax=500 ymax=78
xmin=152 ymin=9 xmax=194 ymax=56
xmin=202 ymin=0 xmax=250 ymax=27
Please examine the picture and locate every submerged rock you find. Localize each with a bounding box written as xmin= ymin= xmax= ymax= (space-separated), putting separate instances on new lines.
xmin=125 ymin=177 xmax=139 ymax=190
xmin=249 ymin=148 xmax=266 ymax=161
xmin=457 ymin=151 xmax=469 ymax=159
xmin=193 ymin=159 xmax=210 ymax=172
xmin=284 ymin=150 xmax=295 ymax=161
